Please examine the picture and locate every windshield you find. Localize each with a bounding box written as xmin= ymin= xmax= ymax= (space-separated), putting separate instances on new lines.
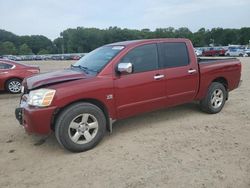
xmin=73 ymin=45 xmax=124 ymax=73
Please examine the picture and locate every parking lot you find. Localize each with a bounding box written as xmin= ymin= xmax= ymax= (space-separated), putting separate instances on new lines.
xmin=0 ymin=58 xmax=250 ymax=188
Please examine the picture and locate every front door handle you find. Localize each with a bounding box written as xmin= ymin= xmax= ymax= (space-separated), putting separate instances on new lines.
xmin=154 ymin=74 xmax=165 ymax=80
xmin=188 ymin=69 xmax=197 ymax=74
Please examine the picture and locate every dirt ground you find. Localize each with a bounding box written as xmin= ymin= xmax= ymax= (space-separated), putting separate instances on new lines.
xmin=0 ymin=58 xmax=250 ymax=188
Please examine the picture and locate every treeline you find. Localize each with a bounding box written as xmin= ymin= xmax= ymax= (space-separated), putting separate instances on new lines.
xmin=1 ymin=27 xmax=250 ymax=55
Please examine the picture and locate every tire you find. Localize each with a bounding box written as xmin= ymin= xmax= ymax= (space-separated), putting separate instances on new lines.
xmin=239 ymin=54 xmax=243 ymax=57
xmin=55 ymin=102 xmax=106 ymax=152
xmin=200 ymin=82 xmax=227 ymax=114
xmin=6 ymin=78 xmax=22 ymax=94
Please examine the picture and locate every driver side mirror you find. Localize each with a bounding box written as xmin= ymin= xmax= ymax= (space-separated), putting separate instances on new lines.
xmin=117 ymin=62 xmax=133 ymax=74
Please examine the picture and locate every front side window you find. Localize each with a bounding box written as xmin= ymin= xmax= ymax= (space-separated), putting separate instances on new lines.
xmin=159 ymin=42 xmax=189 ymax=68
xmin=73 ymin=46 xmax=124 ymax=73
xmin=0 ymin=63 xmax=13 ymax=69
xmin=120 ymin=44 xmax=158 ymax=73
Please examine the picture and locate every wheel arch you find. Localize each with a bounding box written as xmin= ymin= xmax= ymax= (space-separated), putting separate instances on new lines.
xmin=51 ymin=98 xmax=112 ymax=132
xmin=212 ymin=77 xmax=228 ymax=90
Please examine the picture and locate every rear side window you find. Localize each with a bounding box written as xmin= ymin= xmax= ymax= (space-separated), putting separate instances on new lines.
xmin=159 ymin=42 xmax=189 ymax=68
xmin=0 ymin=63 xmax=13 ymax=69
xmin=120 ymin=44 xmax=158 ymax=73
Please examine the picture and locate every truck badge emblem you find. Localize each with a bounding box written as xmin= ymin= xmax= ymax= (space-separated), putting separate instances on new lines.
xmin=106 ymin=94 xmax=113 ymax=100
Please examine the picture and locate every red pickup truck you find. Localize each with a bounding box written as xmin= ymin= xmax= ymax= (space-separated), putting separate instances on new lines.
xmin=15 ymin=39 xmax=242 ymax=152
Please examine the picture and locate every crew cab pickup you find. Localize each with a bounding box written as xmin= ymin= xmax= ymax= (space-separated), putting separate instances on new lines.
xmin=15 ymin=39 xmax=242 ymax=152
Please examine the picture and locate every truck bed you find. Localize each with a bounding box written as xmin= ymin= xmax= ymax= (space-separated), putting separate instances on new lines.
xmin=196 ymin=57 xmax=241 ymax=100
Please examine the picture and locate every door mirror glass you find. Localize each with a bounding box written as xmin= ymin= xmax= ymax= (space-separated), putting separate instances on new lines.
xmin=117 ymin=62 xmax=133 ymax=74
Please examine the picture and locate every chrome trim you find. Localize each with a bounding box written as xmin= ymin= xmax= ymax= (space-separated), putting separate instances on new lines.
xmin=21 ymin=86 xmax=24 ymax=93
xmin=154 ymin=74 xmax=164 ymax=80
xmin=108 ymin=118 xmax=116 ymax=133
xmin=188 ymin=69 xmax=197 ymax=74
xmin=117 ymin=63 xmax=133 ymax=74
xmin=10 ymin=65 xmax=16 ymax=69
xmin=0 ymin=71 xmax=8 ymax=74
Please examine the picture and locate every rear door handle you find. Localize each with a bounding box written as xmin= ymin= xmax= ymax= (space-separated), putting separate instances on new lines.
xmin=188 ymin=69 xmax=197 ymax=74
xmin=154 ymin=74 xmax=165 ymax=80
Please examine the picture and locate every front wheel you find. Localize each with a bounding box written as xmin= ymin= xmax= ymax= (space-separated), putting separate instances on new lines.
xmin=55 ymin=102 xmax=106 ymax=152
xmin=6 ymin=78 xmax=22 ymax=93
xmin=200 ymin=82 xmax=227 ymax=114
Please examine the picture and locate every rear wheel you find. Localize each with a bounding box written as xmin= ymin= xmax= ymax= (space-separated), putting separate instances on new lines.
xmin=6 ymin=78 xmax=22 ymax=94
xmin=200 ymin=82 xmax=227 ymax=114
xmin=55 ymin=102 xmax=106 ymax=152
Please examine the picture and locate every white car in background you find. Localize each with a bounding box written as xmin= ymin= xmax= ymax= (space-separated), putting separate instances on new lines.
xmin=194 ymin=48 xmax=203 ymax=56
xmin=244 ymin=48 xmax=250 ymax=57
xmin=225 ymin=47 xmax=246 ymax=57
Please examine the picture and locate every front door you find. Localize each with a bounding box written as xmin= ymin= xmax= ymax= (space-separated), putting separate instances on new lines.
xmin=114 ymin=44 xmax=166 ymax=119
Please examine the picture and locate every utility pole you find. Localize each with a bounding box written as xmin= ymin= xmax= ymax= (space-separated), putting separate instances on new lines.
xmin=59 ymin=36 xmax=65 ymax=54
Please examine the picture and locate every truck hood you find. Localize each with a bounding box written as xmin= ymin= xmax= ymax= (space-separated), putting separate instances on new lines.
xmin=25 ymin=69 xmax=90 ymax=90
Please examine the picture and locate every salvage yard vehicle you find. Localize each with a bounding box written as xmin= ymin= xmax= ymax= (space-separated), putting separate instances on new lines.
xmin=202 ymin=47 xmax=226 ymax=56
xmin=225 ymin=47 xmax=246 ymax=57
xmin=0 ymin=59 xmax=40 ymax=93
xmin=244 ymin=48 xmax=250 ymax=57
xmin=15 ymin=39 xmax=242 ymax=152
xmin=194 ymin=48 xmax=203 ymax=56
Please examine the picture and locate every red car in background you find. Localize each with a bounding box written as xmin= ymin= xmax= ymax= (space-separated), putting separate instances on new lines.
xmin=202 ymin=47 xmax=226 ymax=56
xmin=0 ymin=59 xmax=40 ymax=93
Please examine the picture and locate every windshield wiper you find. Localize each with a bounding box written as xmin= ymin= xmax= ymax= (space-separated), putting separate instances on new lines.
xmin=71 ymin=64 xmax=99 ymax=73
xmin=71 ymin=64 xmax=89 ymax=73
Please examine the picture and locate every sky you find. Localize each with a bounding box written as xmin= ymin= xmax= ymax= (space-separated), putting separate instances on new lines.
xmin=0 ymin=0 xmax=250 ymax=40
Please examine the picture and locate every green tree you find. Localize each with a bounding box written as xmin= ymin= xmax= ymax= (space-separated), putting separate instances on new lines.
xmin=19 ymin=43 xmax=33 ymax=55
xmin=19 ymin=35 xmax=54 ymax=54
xmin=192 ymin=28 xmax=208 ymax=47
xmin=239 ymin=27 xmax=250 ymax=45
xmin=0 ymin=29 xmax=18 ymax=44
xmin=53 ymin=37 xmax=64 ymax=54
xmin=0 ymin=41 xmax=17 ymax=55
xmin=1 ymin=27 xmax=250 ymax=55
xmin=38 ymin=49 xmax=49 ymax=55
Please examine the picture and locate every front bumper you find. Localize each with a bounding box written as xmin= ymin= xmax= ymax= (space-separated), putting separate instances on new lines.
xmin=15 ymin=98 xmax=57 ymax=135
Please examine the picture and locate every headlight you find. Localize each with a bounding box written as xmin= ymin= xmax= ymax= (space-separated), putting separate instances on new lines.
xmin=28 ymin=89 xmax=56 ymax=107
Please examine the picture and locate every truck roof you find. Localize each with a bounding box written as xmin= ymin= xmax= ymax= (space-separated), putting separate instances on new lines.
xmin=107 ymin=38 xmax=191 ymax=47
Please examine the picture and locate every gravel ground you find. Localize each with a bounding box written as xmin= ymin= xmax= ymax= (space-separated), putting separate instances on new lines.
xmin=0 ymin=58 xmax=249 ymax=188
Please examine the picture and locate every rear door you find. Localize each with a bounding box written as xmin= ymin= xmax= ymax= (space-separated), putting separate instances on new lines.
xmin=158 ymin=42 xmax=199 ymax=106
xmin=114 ymin=43 xmax=166 ymax=119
